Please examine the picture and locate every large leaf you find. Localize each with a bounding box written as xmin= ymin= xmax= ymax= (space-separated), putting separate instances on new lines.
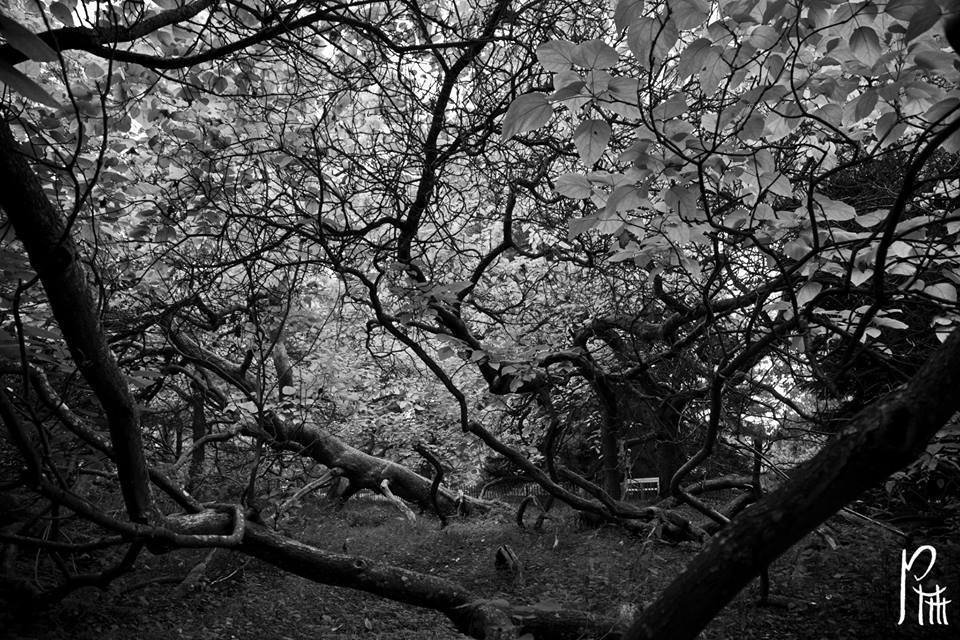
xmin=501 ymin=93 xmax=552 ymax=140
xmin=572 ymin=39 xmax=619 ymax=69
xmin=573 ymin=119 xmax=611 ymax=167
xmin=614 ymin=0 xmax=644 ymax=33
xmin=48 ymin=2 xmax=74 ymax=26
xmin=926 ymin=283 xmax=958 ymax=303
xmin=0 ymin=59 xmax=60 ymax=107
xmin=671 ymin=0 xmax=711 ymax=29
xmin=884 ymin=0 xmax=935 ymax=21
xmin=849 ymin=26 xmax=881 ymax=66
xmin=0 ymin=12 xmax=57 ymax=61
xmin=536 ymin=40 xmax=577 ymax=72
xmin=627 ymin=16 xmax=677 ymax=68
xmin=554 ymin=173 xmax=592 ymax=199
xmin=796 ymin=281 xmax=822 ymax=307
xmin=904 ymin=1 xmax=941 ymax=41
xmin=676 ymin=38 xmax=715 ymax=80
xmin=816 ymin=196 xmax=856 ymax=222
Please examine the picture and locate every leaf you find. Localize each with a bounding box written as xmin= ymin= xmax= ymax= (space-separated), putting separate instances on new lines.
xmin=853 ymin=90 xmax=878 ymax=122
xmin=84 ymin=61 xmax=105 ymax=79
xmin=849 ymin=27 xmax=881 ymax=65
xmin=816 ymin=196 xmax=856 ymax=221
xmin=605 ymin=183 xmax=645 ymax=214
xmin=904 ymin=1 xmax=941 ymax=41
xmin=573 ymin=119 xmax=611 ymax=167
xmin=651 ymin=93 xmax=687 ymax=121
xmin=614 ymin=0 xmax=644 ymax=33
xmin=925 ymin=283 xmax=957 ymax=302
xmin=49 ymin=2 xmax=74 ymax=26
xmin=572 ymin=39 xmax=619 ymax=69
xmin=672 ymin=0 xmax=711 ymax=29
xmin=0 ymin=59 xmax=60 ymax=107
xmin=850 ymin=267 xmax=873 ymax=286
xmin=796 ymin=282 xmax=822 ymax=307
xmin=855 ymin=210 xmax=886 ymax=228
xmin=569 ymin=215 xmax=599 ymax=239
xmin=602 ymin=76 xmax=640 ymax=118
xmin=875 ymin=111 xmax=906 ymax=144
xmin=747 ymin=25 xmax=779 ymax=49
xmin=677 ymin=38 xmax=714 ymax=79
xmin=536 ymin=40 xmax=577 ymax=72
xmin=740 ymin=112 xmax=765 ymax=139
xmin=874 ymin=316 xmax=909 ymax=330
xmin=550 ymin=79 xmax=585 ymax=101
xmin=554 ymin=173 xmax=592 ymax=199
xmin=627 ymin=17 xmax=677 ymax=68
xmin=501 ymin=93 xmax=552 ymax=140
xmin=884 ymin=0 xmax=929 ymax=20
xmin=0 ymin=12 xmax=57 ymax=61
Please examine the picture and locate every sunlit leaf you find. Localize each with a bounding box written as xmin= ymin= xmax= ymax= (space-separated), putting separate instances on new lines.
xmin=925 ymin=283 xmax=957 ymax=303
xmin=850 ymin=267 xmax=873 ymax=286
xmin=874 ymin=316 xmax=909 ymax=330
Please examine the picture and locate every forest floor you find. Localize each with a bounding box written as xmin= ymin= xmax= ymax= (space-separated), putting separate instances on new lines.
xmin=3 ymin=495 xmax=960 ymax=640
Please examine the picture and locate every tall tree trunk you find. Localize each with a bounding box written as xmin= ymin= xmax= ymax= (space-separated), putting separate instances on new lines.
xmin=0 ymin=118 xmax=152 ymax=522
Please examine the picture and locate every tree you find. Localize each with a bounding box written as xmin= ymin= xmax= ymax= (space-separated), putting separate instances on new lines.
xmin=1 ymin=0 xmax=960 ymax=638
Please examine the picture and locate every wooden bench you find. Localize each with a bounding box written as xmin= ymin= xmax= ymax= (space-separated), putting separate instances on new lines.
xmin=623 ymin=477 xmax=660 ymax=501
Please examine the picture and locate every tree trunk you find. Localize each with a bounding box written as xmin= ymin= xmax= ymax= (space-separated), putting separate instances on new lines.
xmin=258 ymin=413 xmax=480 ymax=514
xmin=0 ymin=119 xmax=152 ymax=522
xmin=187 ymin=388 xmax=206 ymax=495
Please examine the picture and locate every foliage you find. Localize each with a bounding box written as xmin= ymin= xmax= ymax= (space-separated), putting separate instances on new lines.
xmin=3 ymin=0 xmax=960 ymax=637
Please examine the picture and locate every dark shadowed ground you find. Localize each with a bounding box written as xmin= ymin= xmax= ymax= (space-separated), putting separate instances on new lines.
xmin=3 ymin=497 xmax=959 ymax=640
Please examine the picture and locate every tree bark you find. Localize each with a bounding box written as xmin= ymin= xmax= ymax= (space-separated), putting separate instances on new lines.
xmin=162 ymin=509 xmax=624 ymax=640
xmin=0 ymin=118 xmax=152 ymax=522
xmin=625 ymin=326 xmax=960 ymax=640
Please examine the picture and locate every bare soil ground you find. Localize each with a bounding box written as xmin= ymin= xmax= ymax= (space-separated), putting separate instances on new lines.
xmin=3 ymin=497 xmax=959 ymax=640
